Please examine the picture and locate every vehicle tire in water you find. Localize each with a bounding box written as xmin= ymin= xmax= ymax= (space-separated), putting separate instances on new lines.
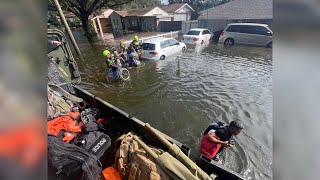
xmin=160 ymin=55 xmax=165 ymax=60
xmin=224 ymin=38 xmax=234 ymax=47
xmin=266 ymin=41 xmax=272 ymax=48
xmin=182 ymin=47 xmax=186 ymax=52
xmin=119 ymin=68 xmax=130 ymax=81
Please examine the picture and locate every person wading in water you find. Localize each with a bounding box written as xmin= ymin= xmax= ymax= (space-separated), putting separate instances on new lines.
xmin=200 ymin=120 xmax=244 ymax=162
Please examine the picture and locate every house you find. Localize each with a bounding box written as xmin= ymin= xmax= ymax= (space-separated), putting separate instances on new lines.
xmin=160 ymin=3 xmax=194 ymax=21
xmin=109 ymin=6 xmax=172 ymax=33
xmin=197 ymin=0 xmax=272 ymax=36
xmin=90 ymin=9 xmax=114 ymax=33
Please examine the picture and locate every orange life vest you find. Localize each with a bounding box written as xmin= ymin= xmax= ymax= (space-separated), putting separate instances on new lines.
xmin=0 ymin=120 xmax=46 ymax=167
xmin=47 ymin=112 xmax=83 ymax=143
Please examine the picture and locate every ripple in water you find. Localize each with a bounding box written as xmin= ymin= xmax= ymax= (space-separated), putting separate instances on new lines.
xmin=78 ymin=43 xmax=272 ymax=180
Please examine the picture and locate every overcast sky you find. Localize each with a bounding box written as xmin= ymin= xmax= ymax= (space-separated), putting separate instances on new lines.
xmin=161 ymin=0 xmax=169 ymax=5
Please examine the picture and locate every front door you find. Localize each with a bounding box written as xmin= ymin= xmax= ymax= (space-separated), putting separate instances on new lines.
xmin=168 ymin=39 xmax=180 ymax=55
xmin=160 ymin=40 xmax=172 ymax=57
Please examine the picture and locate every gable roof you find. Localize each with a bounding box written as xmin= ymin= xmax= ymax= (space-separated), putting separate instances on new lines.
xmin=101 ymin=9 xmax=114 ymax=17
xmin=115 ymin=7 xmax=156 ymax=17
xmin=161 ymin=3 xmax=194 ymax=13
xmin=89 ymin=9 xmax=114 ymax=19
xmin=198 ymin=0 xmax=272 ymax=19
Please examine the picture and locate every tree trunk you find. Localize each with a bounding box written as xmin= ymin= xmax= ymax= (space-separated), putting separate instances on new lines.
xmin=80 ymin=14 xmax=91 ymax=36
xmin=80 ymin=14 xmax=97 ymax=42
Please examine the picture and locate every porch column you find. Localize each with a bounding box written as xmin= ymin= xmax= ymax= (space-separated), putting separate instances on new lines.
xmin=97 ymin=17 xmax=104 ymax=39
xmin=92 ymin=18 xmax=98 ymax=34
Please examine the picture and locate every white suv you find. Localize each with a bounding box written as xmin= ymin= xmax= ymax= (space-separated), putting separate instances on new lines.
xmin=219 ymin=23 xmax=273 ymax=48
xmin=140 ymin=38 xmax=186 ymax=60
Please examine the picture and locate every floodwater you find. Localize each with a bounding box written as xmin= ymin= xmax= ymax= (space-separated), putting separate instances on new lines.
xmin=75 ymin=38 xmax=272 ymax=180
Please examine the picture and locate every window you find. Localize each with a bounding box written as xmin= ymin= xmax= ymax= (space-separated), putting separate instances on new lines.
xmin=116 ymin=19 xmax=119 ymax=26
xmin=186 ymin=30 xmax=200 ymax=35
xmin=226 ymin=25 xmax=242 ymax=32
xmin=241 ymin=26 xmax=253 ymax=34
xmin=142 ymin=43 xmax=155 ymax=50
xmin=113 ymin=19 xmax=116 ymax=26
xmin=160 ymin=40 xmax=170 ymax=49
xmin=168 ymin=39 xmax=179 ymax=46
xmin=266 ymin=25 xmax=272 ymax=30
xmin=203 ymin=30 xmax=211 ymax=34
xmin=251 ymin=26 xmax=269 ymax=35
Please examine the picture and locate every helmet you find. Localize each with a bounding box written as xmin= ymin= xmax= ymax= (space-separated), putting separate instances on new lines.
xmin=133 ymin=35 xmax=139 ymax=41
xmin=129 ymin=52 xmax=135 ymax=57
xmin=103 ymin=50 xmax=110 ymax=57
xmin=80 ymin=108 xmax=100 ymax=124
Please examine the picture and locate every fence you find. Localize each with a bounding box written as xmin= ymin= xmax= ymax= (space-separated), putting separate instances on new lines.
xmin=121 ymin=31 xmax=181 ymax=47
xmin=181 ymin=21 xmax=199 ymax=34
xmin=158 ymin=21 xmax=182 ymax=32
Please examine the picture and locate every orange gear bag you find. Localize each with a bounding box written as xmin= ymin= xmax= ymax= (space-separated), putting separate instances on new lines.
xmin=47 ymin=112 xmax=83 ymax=143
xmin=102 ymin=167 xmax=123 ymax=180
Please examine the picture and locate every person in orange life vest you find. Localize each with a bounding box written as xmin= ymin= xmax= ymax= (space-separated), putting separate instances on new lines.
xmin=200 ymin=120 xmax=244 ymax=160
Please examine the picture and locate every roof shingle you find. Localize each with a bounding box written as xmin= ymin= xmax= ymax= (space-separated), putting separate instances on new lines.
xmin=115 ymin=7 xmax=156 ymax=17
xmin=198 ymin=0 xmax=272 ymax=19
xmin=161 ymin=3 xmax=190 ymax=13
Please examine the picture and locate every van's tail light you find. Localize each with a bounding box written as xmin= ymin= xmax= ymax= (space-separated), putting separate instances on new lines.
xmin=220 ymin=32 xmax=224 ymax=36
xmin=193 ymin=38 xmax=199 ymax=41
xmin=149 ymin=52 xmax=158 ymax=55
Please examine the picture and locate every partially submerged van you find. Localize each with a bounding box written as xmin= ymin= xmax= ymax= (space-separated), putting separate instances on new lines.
xmin=219 ymin=23 xmax=273 ymax=48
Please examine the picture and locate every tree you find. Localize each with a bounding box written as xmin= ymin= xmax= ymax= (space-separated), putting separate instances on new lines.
xmin=117 ymin=0 xmax=160 ymax=10
xmin=48 ymin=0 xmax=134 ymax=40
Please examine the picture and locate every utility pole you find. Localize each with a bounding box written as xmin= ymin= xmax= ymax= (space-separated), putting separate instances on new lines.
xmin=53 ymin=0 xmax=82 ymax=58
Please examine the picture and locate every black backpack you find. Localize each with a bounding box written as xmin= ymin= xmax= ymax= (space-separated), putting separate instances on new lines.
xmin=48 ymin=136 xmax=102 ymax=180
xmin=203 ymin=121 xmax=227 ymax=135
xmin=73 ymin=131 xmax=111 ymax=159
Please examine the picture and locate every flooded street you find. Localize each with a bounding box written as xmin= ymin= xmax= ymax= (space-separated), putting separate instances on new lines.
xmin=75 ymin=38 xmax=272 ymax=180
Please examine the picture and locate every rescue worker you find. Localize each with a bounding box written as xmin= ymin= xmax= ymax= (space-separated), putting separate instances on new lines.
xmin=128 ymin=51 xmax=138 ymax=67
xmin=103 ymin=50 xmax=118 ymax=78
xmin=200 ymin=120 xmax=244 ymax=162
xmin=131 ymin=35 xmax=141 ymax=58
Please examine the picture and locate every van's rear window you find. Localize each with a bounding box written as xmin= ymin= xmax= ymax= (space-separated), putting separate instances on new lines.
xmin=142 ymin=43 xmax=155 ymax=50
xmin=186 ymin=30 xmax=200 ymax=35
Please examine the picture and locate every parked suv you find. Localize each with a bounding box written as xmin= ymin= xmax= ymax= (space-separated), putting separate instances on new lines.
xmin=219 ymin=23 xmax=272 ymax=48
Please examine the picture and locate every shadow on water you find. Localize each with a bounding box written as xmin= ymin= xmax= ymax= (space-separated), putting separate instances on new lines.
xmin=75 ymin=33 xmax=272 ymax=180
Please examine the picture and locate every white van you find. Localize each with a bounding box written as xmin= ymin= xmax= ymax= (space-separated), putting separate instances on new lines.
xmin=219 ymin=23 xmax=272 ymax=48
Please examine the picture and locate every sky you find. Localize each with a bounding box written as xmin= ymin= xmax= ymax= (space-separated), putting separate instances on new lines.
xmin=161 ymin=0 xmax=169 ymax=5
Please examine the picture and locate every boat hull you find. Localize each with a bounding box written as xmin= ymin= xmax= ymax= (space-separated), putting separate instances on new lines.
xmin=72 ymin=85 xmax=245 ymax=180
